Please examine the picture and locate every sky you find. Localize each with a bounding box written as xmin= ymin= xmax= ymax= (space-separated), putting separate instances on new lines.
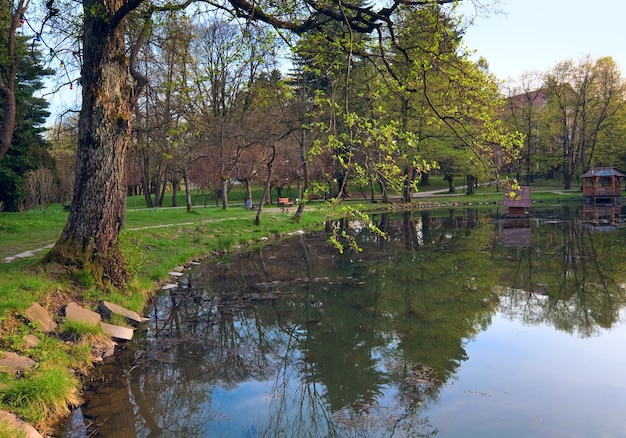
xmin=45 ymin=0 xmax=625 ymax=122
xmin=457 ymin=0 xmax=626 ymax=81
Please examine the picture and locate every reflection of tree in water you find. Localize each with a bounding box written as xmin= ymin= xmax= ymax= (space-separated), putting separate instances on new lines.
xmin=494 ymin=207 xmax=626 ymax=337
xmin=83 ymin=207 xmax=626 ymax=437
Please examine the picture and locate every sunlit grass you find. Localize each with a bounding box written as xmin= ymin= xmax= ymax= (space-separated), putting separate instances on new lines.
xmin=0 ymin=420 xmax=28 ymax=438
xmin=58 ymin=320 xmax=102 ymax=341
xmin=0 ymin=367 xmax=80 ymax=427
xmin=0 ymin=269 xmax=60 ymax=320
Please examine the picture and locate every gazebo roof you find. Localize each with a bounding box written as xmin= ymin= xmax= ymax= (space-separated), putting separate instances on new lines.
xmin=582 ymin=167 xmax=625 ymax=178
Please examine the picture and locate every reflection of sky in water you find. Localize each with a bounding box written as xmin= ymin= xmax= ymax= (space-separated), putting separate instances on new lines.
xmin=209 ymin=381 xmax=270 ymax=436
xmin=202 ymin=313 xmax=626 ymax=437
xmin=429 ymin=314 xmax=626 ymax=437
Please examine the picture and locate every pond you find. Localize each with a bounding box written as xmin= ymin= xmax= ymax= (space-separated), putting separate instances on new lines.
xmin=63 ymin=205 xmax=626 ymax=437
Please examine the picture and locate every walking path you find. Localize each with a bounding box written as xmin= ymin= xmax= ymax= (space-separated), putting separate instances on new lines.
xmin=4 ymin=244 xmax=55 ymax=263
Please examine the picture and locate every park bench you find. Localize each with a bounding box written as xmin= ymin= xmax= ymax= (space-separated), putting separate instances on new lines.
xmin=278 ymin=197 xmax=294 ymax=211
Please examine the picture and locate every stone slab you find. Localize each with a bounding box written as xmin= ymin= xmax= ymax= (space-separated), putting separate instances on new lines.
xmin=23 ymin=302 xmax=58 ymax=333
xmin=0 ymin=410 xmax=43 ymax=438
xmin=90 ymin=336 xmax=117 ymax=361
xmin=99 ymin=322 xmax=134 ymax=341
xmin=98 ymin=300 xmax=146 ymax=325
xmin=65 ymin=302 xmax=101 ymax=327
xmin=23 ymin=335 xmax=40 ymax=349
xmin=0 ymin=352 xmax=36 ymax=375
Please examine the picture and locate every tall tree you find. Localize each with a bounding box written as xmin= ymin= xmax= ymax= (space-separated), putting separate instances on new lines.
xmin=0 ymin=22 xmax=54 ymax=210
xmin=502 ymin=72 xmax=547 ymax=185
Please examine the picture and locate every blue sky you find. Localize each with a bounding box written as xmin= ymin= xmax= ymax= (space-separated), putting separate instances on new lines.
xmin=46 ymin=1 xmax=624 ymax=122
xmin=457 ymin=0 xmax=626 ymax=80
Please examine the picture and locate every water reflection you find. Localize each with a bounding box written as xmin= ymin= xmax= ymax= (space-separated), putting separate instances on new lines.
xmin=71 ymin=206 xmax=626 ymax=437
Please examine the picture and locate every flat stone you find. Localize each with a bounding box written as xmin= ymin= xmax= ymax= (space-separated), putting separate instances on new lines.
xmin=98 ymin=301 xmax=146 ymax=325
xmin=45 ymin=264 xmax=68 ymax=275
xmin=23 ymin=335 xmax=40 ymax=349
xmin=99 ymin=322 xmax=133 ymax=341
xmin=161 ymin=283 xmax=178 ymax=290
xmin=168 ymin=271 xmax=184 ymax=277
xmin=0 ymin=352 xmax=36 ymax=375
xmin=65 ymin=302 xmax=101 ymax=327
xmin=23 ymin=302 xmax=58 ymax=333
xmin=90 ymin=336 xmax=117 ymax=361
xmin=0 ymin=410 xmax=43 ymax=438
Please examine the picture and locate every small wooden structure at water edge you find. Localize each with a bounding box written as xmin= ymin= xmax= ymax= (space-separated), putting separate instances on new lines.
xmin=503 ymin=186 xmax=531 ymax=217
xmin=582 ymin=167 xmax=624 ymax=204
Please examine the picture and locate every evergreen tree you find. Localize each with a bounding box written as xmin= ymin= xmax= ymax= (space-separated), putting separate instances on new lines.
xmin=0 ymin=34 xmax=54 ymax=211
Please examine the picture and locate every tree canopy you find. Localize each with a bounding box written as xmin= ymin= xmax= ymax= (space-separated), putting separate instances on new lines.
xmin=2 ymin=0 xmax=519 ymax=288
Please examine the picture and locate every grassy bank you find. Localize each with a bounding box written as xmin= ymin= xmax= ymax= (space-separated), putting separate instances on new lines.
xmin=0 ymin=186 xmax=582 ymax=435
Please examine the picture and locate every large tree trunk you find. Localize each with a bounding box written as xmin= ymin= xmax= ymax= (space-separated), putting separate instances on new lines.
xmin=45 ymin=5 xmax=133 ymax=287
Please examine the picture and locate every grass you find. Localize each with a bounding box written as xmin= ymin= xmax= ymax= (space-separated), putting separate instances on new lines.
xmin=0 ymin=367 xmax=80 ymax=427
xmin=0 ymin=177 xmax=585 ymax=435
xmin=58 ymin=320 xmax=103 ymax=341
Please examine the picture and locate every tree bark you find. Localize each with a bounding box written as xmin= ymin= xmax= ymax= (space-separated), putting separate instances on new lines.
xmin=0 ymin=3 xmax=26 ymax=161
xmin=0 ymin=86 xmax=17 ymax=161
xmin=45 ymin=3 xmax=134 ymax=287
xmin=183 ymin=172 xmax=193 ymax=212
xmin=254 ymin=145 xmax=275 ymax=226
xmin=444 ymin=174 xmax=456 ymax=194
xmin=402 ymin=166 xmax=417 ymax=203
xmin=466 ymin=175 xmax=476 ymax=195
xmin=221 ymin=178 xmax=229 ymax=209
xmin=171 ymin=177 xmax=178 ymax=207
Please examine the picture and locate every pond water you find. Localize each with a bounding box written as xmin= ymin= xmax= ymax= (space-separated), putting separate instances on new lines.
xmin=64 ymin=205 xmax=626 ymax=437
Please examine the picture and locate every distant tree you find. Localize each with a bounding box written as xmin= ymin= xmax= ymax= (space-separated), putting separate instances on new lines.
xmin=22 ymin=167 xmax=56 ymax=209
xmin=544 ymin=56 xmax=626 ymax=189
xmin=48 ymin=115 xmax=79 ymax=205
xmin=502 ymin=71 xmax=547 ymax=184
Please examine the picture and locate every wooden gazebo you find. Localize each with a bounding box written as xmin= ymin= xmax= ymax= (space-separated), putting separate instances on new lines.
xmin=582 ymin=167 xmax=624 ymax=204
